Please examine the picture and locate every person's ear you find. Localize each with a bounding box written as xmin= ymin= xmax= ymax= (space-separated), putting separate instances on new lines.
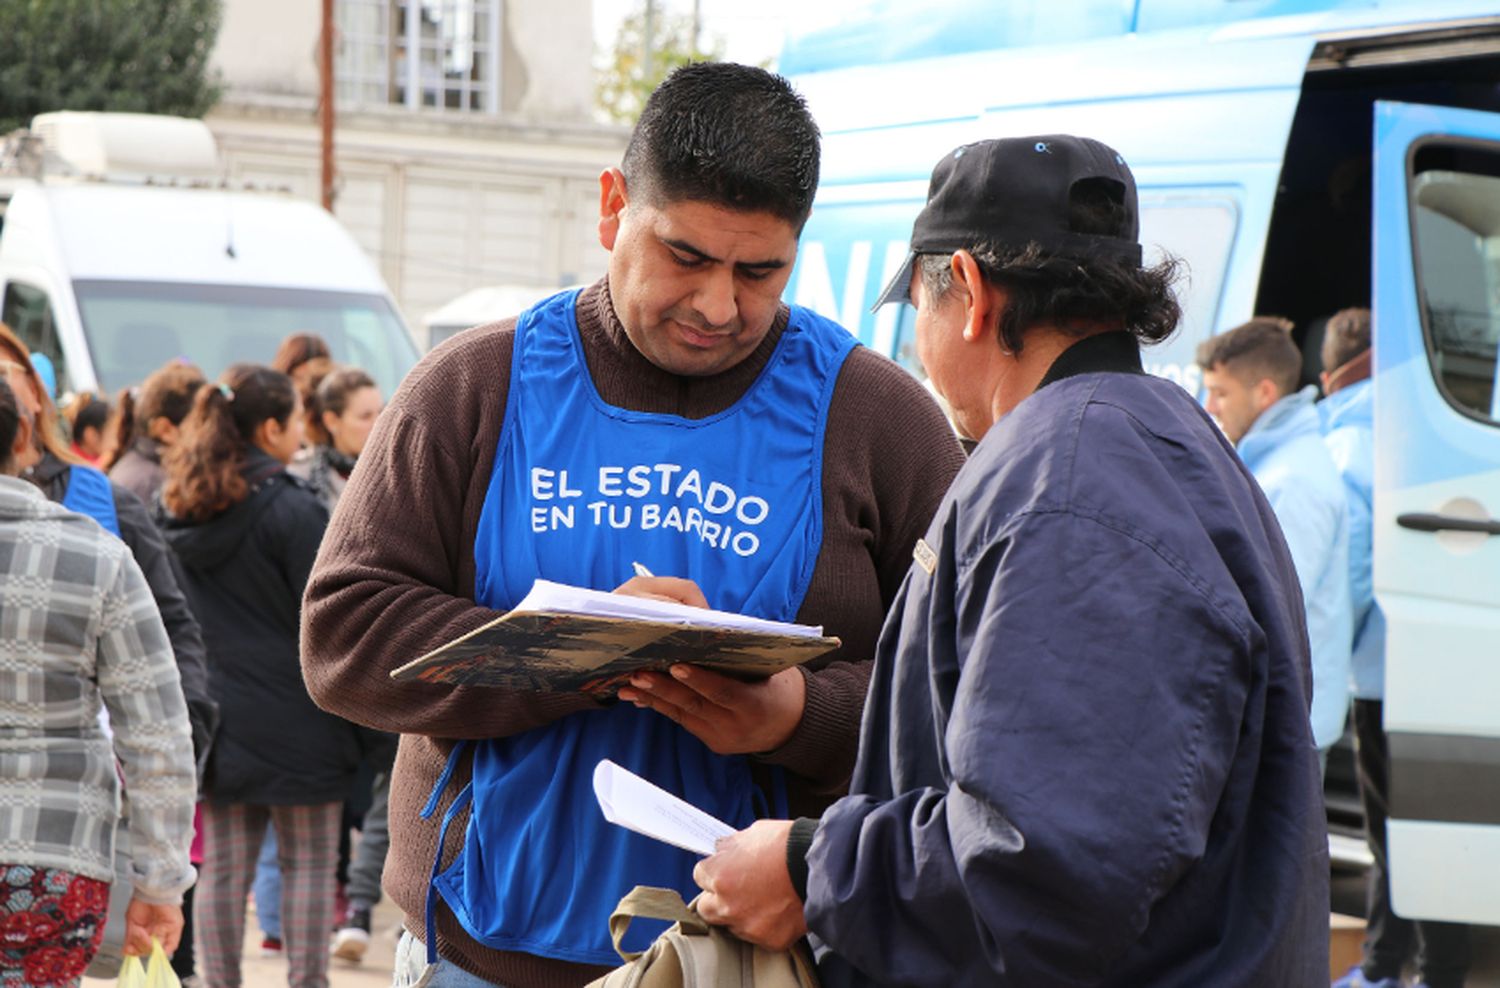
xmin=322 ymin=409 xmax=340 ymax=439
xmin=951 ymin=250 xmax=998 ymax=345
xmin=148 ymin=416 xmax=179 ymax=445
xmin=1253 ymin=377 xmax=1281 ymax=413
xmin=598 ymin=168 xmax=628 ymax=251
xmin=254 ymin=416 xmax=281 ymax=452
xmin=1319 ymin=370 xmax=1332 ymax=396
xmin=11 ymin=413 xmax=32 ymax=467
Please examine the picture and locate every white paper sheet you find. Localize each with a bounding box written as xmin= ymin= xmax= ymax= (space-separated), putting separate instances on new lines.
xmin=516 ymin=579 xmax=824 ymax=638
xmin=593 ymin=758 xmax=736 ymax=857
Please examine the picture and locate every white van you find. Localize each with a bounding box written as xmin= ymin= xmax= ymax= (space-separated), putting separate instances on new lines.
xmin=781 ymin=0 xmax=1500 ymax=925
xmin=0 ymin=112 xmax=419 ymax=400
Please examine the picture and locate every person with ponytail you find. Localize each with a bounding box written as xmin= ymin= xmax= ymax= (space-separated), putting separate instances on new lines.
xmin=0 ymin=375 xmax=197 ymax=986
xmin=106 ymin=361 xmax=207 ymax=505
xmin=0 ymin=324 xmax=218 ymax=983
xmin=287 ymin=365 xmax=392 ymax=962
xmin=159 ymin=364 xmax=359 ymax=988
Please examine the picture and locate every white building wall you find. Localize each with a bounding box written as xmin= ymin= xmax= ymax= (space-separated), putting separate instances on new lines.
xmin=206 ymin=0 xmax=625 ymax=346
xmin=211 ymin=0 xmax=322 ymax=99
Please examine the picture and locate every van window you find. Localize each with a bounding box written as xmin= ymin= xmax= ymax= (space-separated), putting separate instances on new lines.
xmin=1 ymin=281 xmax=69 ymax=393
xmin=70 ymin=280 xmax=419 ymax=399
xmin=1411 ymin=150 xmax=1500 ymax=422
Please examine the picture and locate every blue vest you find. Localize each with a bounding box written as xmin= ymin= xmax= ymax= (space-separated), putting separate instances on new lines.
xmin=62 ymin=465 xmax=120 ymax=537
xmin=425 ymin=288 xmax=856 ymax=966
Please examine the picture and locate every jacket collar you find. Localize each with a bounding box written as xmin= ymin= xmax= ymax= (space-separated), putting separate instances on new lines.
xmin=1238 ymin=386 xmax=1321 ymax=466
xmin=1324 ymin=348 xmax=1372 ymax=396
xmin=1037 ymin=331 xmax=1144 ymax=392
xmin=1318 ymin=376 xmax=1372 ymax=431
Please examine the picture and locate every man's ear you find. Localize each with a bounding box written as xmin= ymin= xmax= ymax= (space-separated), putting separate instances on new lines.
xmin=950 ymin=250 xmax=997 ymax=345
xmin=598 ymin=168 xmax=628 ymax=251
xmin=1253 ymin=377 xmax=1282 ymax=413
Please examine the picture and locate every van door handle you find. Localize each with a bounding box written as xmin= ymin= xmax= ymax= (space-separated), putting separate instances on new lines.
xmin=1396 ymin=512 xmax=1500 ymax=535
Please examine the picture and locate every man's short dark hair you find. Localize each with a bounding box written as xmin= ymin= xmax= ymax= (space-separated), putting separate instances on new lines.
xmin=621 ymin=62 xmax=820 ymax=231
xmin=1321 ymin=307 xmax=1371 ymax=373
xmin=1196 ymin=317 xmax=1302 ymax=396
xmin=916 ymin=180 xmax=1181 ymax=354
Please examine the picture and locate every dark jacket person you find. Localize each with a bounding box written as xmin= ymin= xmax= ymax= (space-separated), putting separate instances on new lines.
xmin=158 ymin=364 xmax=353 ymax=988
xmin=692 ymin=136 xmax=1329 ymax=987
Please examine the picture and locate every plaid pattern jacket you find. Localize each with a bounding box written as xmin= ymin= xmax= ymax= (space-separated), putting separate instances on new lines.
xmin=0 ymin=476 xmax=196 ymax=904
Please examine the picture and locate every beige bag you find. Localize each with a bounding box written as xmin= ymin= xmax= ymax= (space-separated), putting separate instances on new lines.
xmin=585 ymin=886 xmax=820 ymax=988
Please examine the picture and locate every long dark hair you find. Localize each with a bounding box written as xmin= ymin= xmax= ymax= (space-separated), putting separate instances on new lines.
xmin=162 ymin=364 xmax=297 ymax=522
xmin=103 ymin=360 xmax=206 ymax=470
xmin=0 ymin=322 xmax=78 ymax=466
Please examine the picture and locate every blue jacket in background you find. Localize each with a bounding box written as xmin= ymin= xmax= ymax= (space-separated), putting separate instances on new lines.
xmin=805 ymin=334 xmax=1329 ymax=987
xmin=1238 ymin=386 xmax=1353 ymax=748
xmin=1320 ymin=378 xmax=1383 ymax=700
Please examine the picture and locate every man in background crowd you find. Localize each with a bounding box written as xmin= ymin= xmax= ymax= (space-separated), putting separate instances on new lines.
xmin=1199 ymin=317 xmax=1352 ymax=766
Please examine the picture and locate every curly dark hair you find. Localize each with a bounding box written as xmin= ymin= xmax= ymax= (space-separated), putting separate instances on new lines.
xmin=918 ymin=246 xmax=1182 ymax=355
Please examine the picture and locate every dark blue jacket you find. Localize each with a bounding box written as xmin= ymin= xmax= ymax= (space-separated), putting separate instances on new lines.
xmin=805 ymin=334 xmax=1329 ymax=987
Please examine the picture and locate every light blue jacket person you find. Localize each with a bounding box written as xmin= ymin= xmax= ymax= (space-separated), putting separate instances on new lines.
xmin=1320 ymin=377 xmax=1383 ymax=701
xmin=1238 ymin=385 xmax=1354 ymax=749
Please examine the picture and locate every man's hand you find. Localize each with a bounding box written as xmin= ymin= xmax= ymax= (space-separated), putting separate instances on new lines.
xmin=613 ymin=575 xmax=710 ymax=608
xmin=123 ymin=898 xmax=184 ymax=956
xmin=694 ymin=820 xmax=807 ymax=950
xmin=619 ymin=665 xmax=806 ymax=754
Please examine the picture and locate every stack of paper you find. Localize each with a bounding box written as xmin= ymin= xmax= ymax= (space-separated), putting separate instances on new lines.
xmin=516 ymin=579 xmax=825 ymax=638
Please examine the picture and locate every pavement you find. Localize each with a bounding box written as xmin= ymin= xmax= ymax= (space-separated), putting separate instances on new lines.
xmin=83 ymin=885 xmax=1500 ymax=988
xmin=84 ymin=896 xmax=406 ymax=988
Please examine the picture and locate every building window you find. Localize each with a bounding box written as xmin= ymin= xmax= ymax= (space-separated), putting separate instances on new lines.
xmin=337 ymin=0 xmax=501 ymax=113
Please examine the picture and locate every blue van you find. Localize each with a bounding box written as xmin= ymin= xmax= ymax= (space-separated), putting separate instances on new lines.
xmin=780 ymin=0 xmax=1500 ymax=926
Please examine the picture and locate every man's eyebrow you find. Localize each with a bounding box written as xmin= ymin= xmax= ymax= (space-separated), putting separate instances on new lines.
xmin=661 ymin=237 xmax=788 ymax=271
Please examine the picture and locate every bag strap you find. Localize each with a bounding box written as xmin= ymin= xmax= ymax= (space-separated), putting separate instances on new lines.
xmin=608 ymin=887 xmax=710 ymax=962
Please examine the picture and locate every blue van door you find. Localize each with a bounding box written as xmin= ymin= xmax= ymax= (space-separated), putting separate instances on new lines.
xmin=1373 ymin=99 xmax=1500 ymax=925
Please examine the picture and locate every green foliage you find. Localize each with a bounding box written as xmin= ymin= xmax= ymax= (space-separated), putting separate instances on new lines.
xmin=0 ymin=0 xmax=224 ymax=135
xmin=595 ymin=2 xmax=726 ymax=125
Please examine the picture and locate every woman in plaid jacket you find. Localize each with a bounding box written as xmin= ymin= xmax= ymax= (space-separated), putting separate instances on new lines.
xmin=0 ymin=372 xmax=197 ymax=987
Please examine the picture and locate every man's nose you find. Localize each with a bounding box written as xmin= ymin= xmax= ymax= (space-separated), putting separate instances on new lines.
xmin=692 ymin=267 xmax=737 ymax=329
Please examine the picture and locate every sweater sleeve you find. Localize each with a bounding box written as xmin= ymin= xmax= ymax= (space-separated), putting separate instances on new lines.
xmin=112 ymin=485 xmax=219 ymax=772
xmin=96 ymin=548 xmax=198 ymax=905
xmin=300 ymin=327 xmax=598 ymax=739
xmin=758 ymin=350 xmax=964 ymax=791
xmin=805 ymin=511 xmax=1253 ymax=985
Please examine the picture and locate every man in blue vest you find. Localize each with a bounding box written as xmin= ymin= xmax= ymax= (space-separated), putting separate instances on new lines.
xmin=1199 ymin=318 xmax=1353 ymax=769
xmin=301 ymin=63 xmax=965 ymax=988
xmin=688 ymin=135 xmax=1329 ymax=985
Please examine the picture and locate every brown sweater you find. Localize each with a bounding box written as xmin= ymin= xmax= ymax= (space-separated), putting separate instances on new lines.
xmin=301 ymin=279 xmax=965 ymax=987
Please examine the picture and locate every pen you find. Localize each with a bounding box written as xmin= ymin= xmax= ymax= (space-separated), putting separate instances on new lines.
xmin=631 ymin=561 xmax=655 ymax=578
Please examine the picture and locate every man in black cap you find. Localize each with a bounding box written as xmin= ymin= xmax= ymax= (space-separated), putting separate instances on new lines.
xmin=690 ymin=135 xmax=1330 ymax=985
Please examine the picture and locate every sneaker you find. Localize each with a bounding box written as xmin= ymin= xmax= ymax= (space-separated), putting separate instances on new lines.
xmin=1330 ymin=966 xmax=1402 ymax=988
xmin=331 ymin=908 xmax=371 ymax=963
xmin=259 ymin=935 xmax=283 ymax=958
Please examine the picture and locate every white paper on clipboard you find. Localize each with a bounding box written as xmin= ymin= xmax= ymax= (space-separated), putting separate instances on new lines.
xmin=593 ymin=758 xmax=736 ymax=857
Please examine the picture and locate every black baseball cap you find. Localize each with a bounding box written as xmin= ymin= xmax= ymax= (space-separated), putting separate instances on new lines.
xmin=872 ymin=135 xmax=1143 ymax=310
